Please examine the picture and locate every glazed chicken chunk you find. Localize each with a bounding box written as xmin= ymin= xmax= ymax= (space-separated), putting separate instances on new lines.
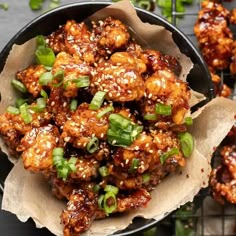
xmin=16 ymin=64 xmax=46 ymax=98
xmin=17 ymin=125 xmax=60 ymax=172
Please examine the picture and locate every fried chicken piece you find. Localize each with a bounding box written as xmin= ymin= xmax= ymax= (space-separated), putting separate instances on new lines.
xmin=92 ymin=17 xmax=130 ymax=56
xmin=90 ymin=60 xmax=145 ymax=102
xmin=210 ymin=145 xmax=236 ymax=204
xmin=116 ymin=188 xmax=151 ymax=213
xmin=70 ymin=158 xmax=99 ymax=181
xmin=194 ymin=1 xmax=233 ymax=70
xmin=110 ymin=52 xmax=147 ymax=74
xmin=61 ymin=188 xmax=98 ymax=236
xmin=0 ymin=107 xmax=52 ymax=154
xmin=51 ymin=176 xmax=77 ymax=200
xmin=47 ymin=88 xmax=73 ymax=128
xmin=109 ymin=131 xmax=185 ymax=190
xmin=64 ymin=20 xmax=98 ymax=64
xmin=17 ymin=125 xmax=60 ymax=173
xmin=230 ymin=9 xmax=236 ymax=24
xmin=46 ymin=25 xmax=66 ymax=53
xmin=230 ymin=41 xmax=236 ymax=75
xmin=52 ymin=52 xmax=91 ymax=98
xmin=141 ymin=70 xmax=190 ymax=124
xmin=140 ymin=49 xmax=182 ymax=76
xmin=16 ymin=64 xmax=46 ymax=98
xmin=61 ymin=103 xmax=109 ymax=149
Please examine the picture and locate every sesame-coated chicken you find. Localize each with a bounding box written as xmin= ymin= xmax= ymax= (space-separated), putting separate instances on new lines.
xmin=230 ymin=41 xmax=236 ymax=75
xmin=210 ymin=145 xmax=236 ymax=204
xmin=52 ymin=52 xmax=91 ymax=98
xmin=140 ymin=49 xmax=182 ymax=76
xmin=61 ymin=103 xmax=109 ymax=149
xmin=90 ymin=60 xmax=145 ymax=102
xmin=16 ymin=64 xmax=46 ymax=98
xmin=92 ymin=17 xmax=130 ymax=56
xmin=194 ymin=1 xmax=233 ymax=71
xmin=141 ymin=70 xmax=190 ymax=124
xmin=17 ymin=125 xmax=60 ymax=173
xmin=47 ymin=88 xmax=73 ymax=128
xmin=0 ymin=107 xmax=52 ymax=154
xmin=0 ymin=16 xmax=193 ymax=236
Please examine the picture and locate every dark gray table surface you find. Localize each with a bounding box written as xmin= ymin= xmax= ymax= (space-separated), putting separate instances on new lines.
xmin=0 ymin=1 xmax=235 ymax=236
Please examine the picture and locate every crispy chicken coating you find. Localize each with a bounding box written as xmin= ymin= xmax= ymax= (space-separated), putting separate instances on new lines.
xmin=90 ymin=60 xmax=145 ymax=102
xmin=61 ymin=103 xmax=109 ymax=149
xmin=140 ymin=49 xmax=182 ymax=76
xmin=61 ymin=188 xmax=98 ymax=236
xmin=64 ymin=20 xmax=97 ymax=64
xmin=230 ymin=9 xmax=236 ymax=24
xmin=16 ymin=65 xmax=46 ymax=98
xmin=47 ymin=88 xmax=72 ymax=128
xmin=109 ymin=131 xmax=185 ymax=190
xmin=92 ymin=17 xmax=130 ymax=56
xmin=210 ymin=145 xmax=236 ymax=204
xmin=52 ymin=52 xmax=91 ymax=98
xmin=70 ymin=158 xmax=99 ymax=182
xmin=116 ymin=188 xmax=151 ymax=212
xmin=194 ymin=1 xmax=233 ymax=71
xmin=141 ymin=70 xmax=190 ymax=124
xmin=17 ymin=125 xmax=60 ymax=172
xmin=46 ymin=25 xmax=66 ymax=53
xmin=0 ymin=107 xmax=51 ymax=154
xmin=230 ymin=41 xmax=236 ymax=75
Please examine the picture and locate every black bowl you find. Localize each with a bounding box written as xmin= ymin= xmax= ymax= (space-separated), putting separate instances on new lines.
xmin=0 ymin=1 xmax=213 ymax=236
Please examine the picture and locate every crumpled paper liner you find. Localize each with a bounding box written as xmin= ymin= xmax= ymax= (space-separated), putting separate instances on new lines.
xmin=0 ymin=1 xmax=236 ymax=236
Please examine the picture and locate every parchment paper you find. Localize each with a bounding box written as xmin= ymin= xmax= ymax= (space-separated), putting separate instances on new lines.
xmin=1 ymin=1 xmax=236 ymax=236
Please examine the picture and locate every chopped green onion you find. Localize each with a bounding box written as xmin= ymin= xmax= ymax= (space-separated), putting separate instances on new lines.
xmin=39 ymin=71 xmax=53 ymax=85
xmin=35 ymin=45 xmax=55 ymax=67
xmin=144 ymin=113 xmax=158 ymax=121
xmin=32 ymin=97 xmax=46 ymax=113
xmin=185 ymin=117 xmax=193 ymax=126
xmin=40 ymin=89 xmax=48 ymax=99
xmin=52 ymin=147 xmax=77 ymax=181
xmin=178 ymin=132 xmax=194 ymax=158
xmin=7 ymin=106 xmax=20 ymax=115
xmin=98 ymin=194 xmax=105 ymax=210
xmin=109 ymin=114 xmax=131 ymax=129
xmin=15 ymin=98 xmax=28 ymax=108
xmin=142 ymin=173 xmax=150 ymax=183
xmin=11 ymin=79 xmax=27 ymax=93
xmin=44 ymin=66 xmax=53 ymax=71
xmin=29 ymin=0 xmax=44 ymax=10
xmin=107 ymin=128 xmax=132 ymax=147
xmin=96 ymin=106 xmax=114 ymax=119
xmin=99 ymin=166 xmax=109 ymax=177
xmin=89 ymin=91 xmax=106 ymax=110
xmin=129 ymin=158 xmax=140 ymax=173
xmin=52 ymin=70 xmax=64 ymax=87
xmin=52 ymin=147 xmax=64 ymax=157
xmin=155 ymin=103 xmax=172 ymax=116
xmin=160 ymin=147 xmax=180 ymax=165
xmin=0 ymin=3 xmax=8 ymax=10
xmin=103 ymin=192 xmax=117 ymax=215
xmin=104 ymin=185 xmax=119 ymax=195
xmin=19 ymin=103 xmax=32 ymax=124
xmin=107 ymin=114 xmax=143 ymax=147
xmin=70 ymin=99 xmax=78 ymax=111
xmin=93 ymin=184 xmax=101 ymax=193
xmin=75 ymin=76 xmax=90 ymax=88
xmin=49 ymin=0 xmax=60 ymax=9
xmin=86 ymin=137 xmax=99 ymax=154
xmin=36 ymin=35 xmax=46 ymax=46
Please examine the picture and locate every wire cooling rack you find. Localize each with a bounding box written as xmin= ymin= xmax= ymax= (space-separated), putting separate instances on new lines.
xmin=168 ymin=1 xmax=236 ymax=236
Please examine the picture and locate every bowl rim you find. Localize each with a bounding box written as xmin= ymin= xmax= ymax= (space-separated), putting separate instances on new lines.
xmin=0 ymin=1 xmax=213 ymax=235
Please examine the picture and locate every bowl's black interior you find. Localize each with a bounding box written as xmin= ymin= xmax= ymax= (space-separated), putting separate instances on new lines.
xmin=0 ymin=2 xmax=213 ymax=236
